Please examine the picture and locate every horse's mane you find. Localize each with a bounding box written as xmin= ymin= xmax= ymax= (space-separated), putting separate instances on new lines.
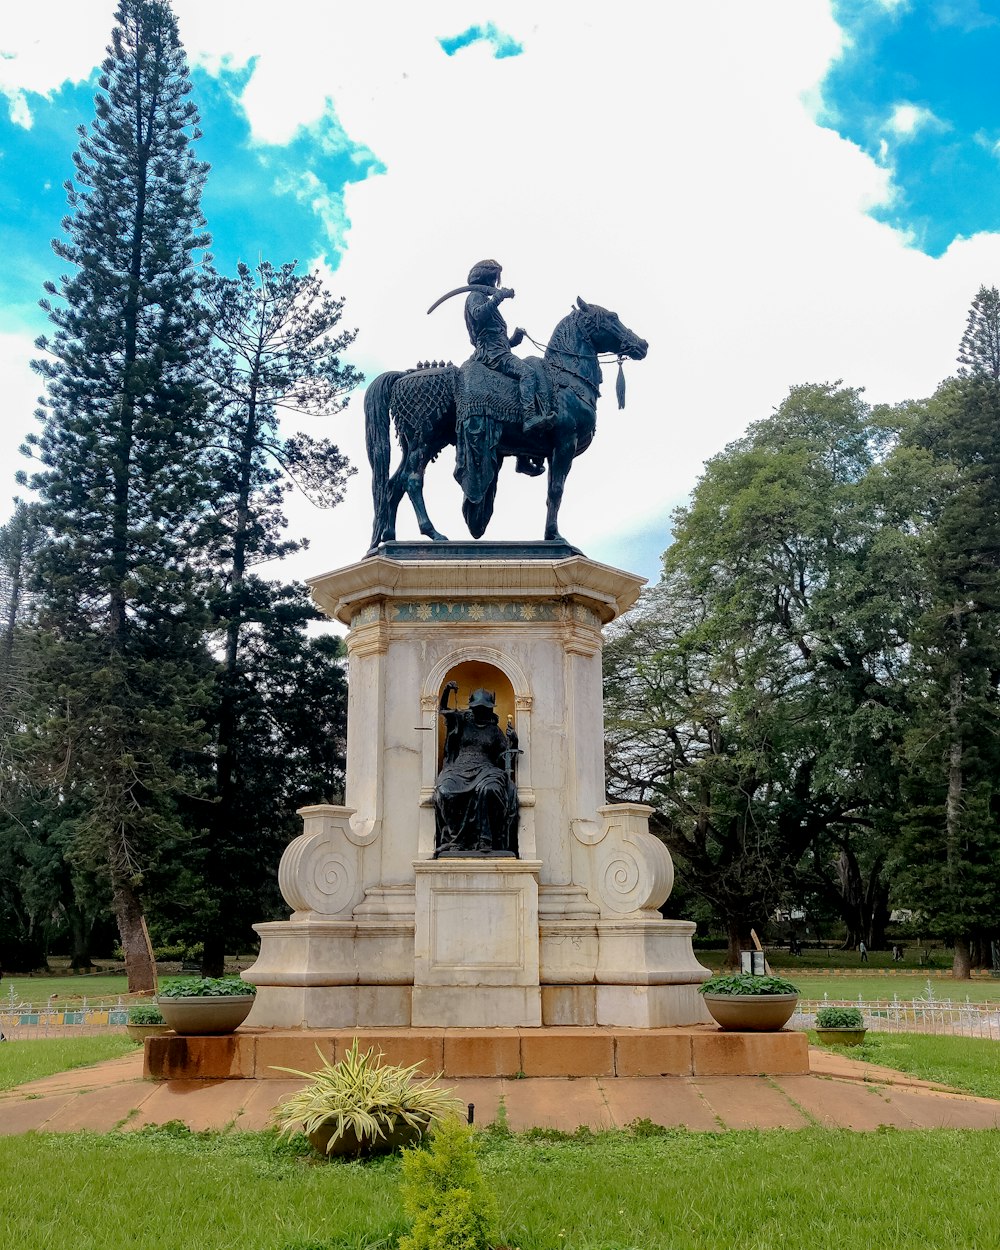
xmin=544 ymin=308 xmax=603 ymax=395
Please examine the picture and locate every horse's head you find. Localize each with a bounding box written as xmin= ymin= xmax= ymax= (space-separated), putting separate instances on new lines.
xmin=575 ymin=297 xmax=648 ymax=361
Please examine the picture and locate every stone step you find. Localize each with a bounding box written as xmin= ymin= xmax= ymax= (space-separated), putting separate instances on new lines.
xmin=144 ymin=1025 xmax=808 ymax=1081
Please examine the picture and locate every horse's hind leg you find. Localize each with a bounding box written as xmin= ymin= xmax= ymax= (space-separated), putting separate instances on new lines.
xmin=382 ymin=464 xmax=407 ymax=541
xmin=404 ymin=442 xmax=448 ymax=542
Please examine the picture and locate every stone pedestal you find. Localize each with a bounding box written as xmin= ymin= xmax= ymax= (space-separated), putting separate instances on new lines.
xmin=412 ymin=859 xmax=542 ymax=1027
xmin=243 ymin=544 xmax=711 ymax=1029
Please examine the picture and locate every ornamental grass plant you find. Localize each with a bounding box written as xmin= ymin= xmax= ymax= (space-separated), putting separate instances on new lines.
xmin=272 ymin=1039 xmax=463 ymax=1158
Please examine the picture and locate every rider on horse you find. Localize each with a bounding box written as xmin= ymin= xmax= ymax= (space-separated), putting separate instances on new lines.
xmin=463 ymin=259 xmax=551 ymax=434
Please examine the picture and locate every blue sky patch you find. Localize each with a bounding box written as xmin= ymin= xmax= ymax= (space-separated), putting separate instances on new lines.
xmin=439 ymin=23 xmax=523 ymax=59
xmin=821 ymin=2 xmax=1000 ymax=256
xmin=0 ymin=64 xmax=384 ymax=338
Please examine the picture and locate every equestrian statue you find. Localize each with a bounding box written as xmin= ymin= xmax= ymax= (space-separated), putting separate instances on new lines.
xmin=365 ymin=259 xmax=648 ymax=553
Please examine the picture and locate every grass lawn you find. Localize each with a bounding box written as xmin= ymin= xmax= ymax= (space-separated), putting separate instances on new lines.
xmin=0 ymin=1035 xmax=138 ymax=1092
xmin=2 ymin=974 xmax=136 ymax=1008
xmin=788 ymin=975 xmax=1000 ymax=1002
xmin=2 ymin=1125 xmax=1000 ymax=1249
xmin=814 ymin=1032 xmax=1000 ymax=1101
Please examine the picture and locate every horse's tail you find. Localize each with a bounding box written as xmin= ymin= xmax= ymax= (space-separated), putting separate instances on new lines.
xmin=365 ymin=371 xmax=403 ymax=551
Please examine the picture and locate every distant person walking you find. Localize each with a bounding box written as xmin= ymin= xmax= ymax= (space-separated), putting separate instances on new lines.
xmin=859 ymin=940 xmax=868 ymax=963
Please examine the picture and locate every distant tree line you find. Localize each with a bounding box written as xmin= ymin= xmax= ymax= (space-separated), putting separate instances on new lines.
xmin=604 ymin=287 xmax=1000 ymax=978
xmin=0 ymin=0 xmax=358 ymax=988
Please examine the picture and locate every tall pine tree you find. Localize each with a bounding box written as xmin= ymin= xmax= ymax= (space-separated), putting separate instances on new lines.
xmin=192 ymin=260 xmax=358 ymax=973
xmin=896 ymin=287 xmax=1000 ymax=977
xmin=19 ymin=0 xmax=212 ymax=990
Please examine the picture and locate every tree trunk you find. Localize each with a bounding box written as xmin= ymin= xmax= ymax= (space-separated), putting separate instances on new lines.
xmin=725 ymin=916 xmax=751 ymax=970
xmin=201 ymin=931 xmax=226 ymax=979
xmin=67 ymin=906 xmax=93 ymax=971
xmin=112 ymin=875 xmax=157 ymax=992
xmin=952 ymin=934 xmax=973 ymax=979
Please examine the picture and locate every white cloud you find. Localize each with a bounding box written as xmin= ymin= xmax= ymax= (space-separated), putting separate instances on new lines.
xmin=886 ymin=102 xmax=947 ymax=139
xmin=0 ymin=3 xmax=114 ymax=96
xmin=5 ymin=1 xmax=1000 ymax=588
xmin=8 ymin=89 xmax=32 ymax=129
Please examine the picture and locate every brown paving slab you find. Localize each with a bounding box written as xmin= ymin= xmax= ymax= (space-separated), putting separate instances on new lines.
xmin=444 ymin=1030 xmax=521 ymax=1077
xmin=443 ymin=1078 xmax=505 ymax=1127
xmin=873 ymin=1085 xmax=1000 ymax=1130
xmin=124 ymin=1078 xmax=255 ymax=1131
xmin=253 ymin=1031 xmax=335 ymax=1078
xmin=808 ymin=1048 xmax=955 ymax=1090
xmin=235 ymin=1078 xmax=307 ymax=1130
xmin=598 ymin=1077 xmax=719 ymax=1130
xmin=42 ymin=1080 xmax=158 ymax=1133
xmin=694 ymin=1076 xmax=809 ymax=1129
xmin=773 ymin=1075 xmax=916 ymax=1130
xmin=3 ymin=1050 xmax=145 ymax=1097
xmin=0 ymin=1092 xmax=77 ymax=1134
xmin=500 ymin=1077 xmax=614 ymax=1132
xmin=520 ymin=1029 xmax=614 ymax=1077
xmin=615 ymin=1031 xmax=693 ymax=1077
xmin=692 ymin=1030 xmax=809 ymax=1076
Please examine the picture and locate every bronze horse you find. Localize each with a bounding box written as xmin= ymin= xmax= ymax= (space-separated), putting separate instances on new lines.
xmin=365 ymin=298 xmax=647 ymax=553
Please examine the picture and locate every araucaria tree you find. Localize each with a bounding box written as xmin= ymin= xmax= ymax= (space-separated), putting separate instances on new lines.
xmin=190 ymin=260 xmax=359 ymax=973
xmin=20 ymin=0 xmax=211 ymax=991
xmin=895 ymin=286 xmax=1000 ymax=977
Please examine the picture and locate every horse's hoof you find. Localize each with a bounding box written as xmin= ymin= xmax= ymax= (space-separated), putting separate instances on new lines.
xmin=425 ymin=531 xmax=449 ymax=543
xmin=545 ymin=532 xmax=567 ymax=544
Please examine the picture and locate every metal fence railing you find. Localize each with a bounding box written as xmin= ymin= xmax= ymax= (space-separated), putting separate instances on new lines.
xmin=793 ymin=985 xmax=1000 ymax=1041
xmin=1 ymin=984 xmax=134 ymax=1040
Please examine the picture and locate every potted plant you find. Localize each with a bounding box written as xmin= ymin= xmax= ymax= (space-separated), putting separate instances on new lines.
xmin=156 ymin=976 xmax=256 ymax=1035
xmin=272 ymin=1038 xmax=463 ymax=1159
xmin=126 ymin=1001 xmax=170 ymax=1042
xmin=814 ymin=1005 xmax=867 ymax=1046
xmin=699 ymin=973 xmax=800 ymax=1031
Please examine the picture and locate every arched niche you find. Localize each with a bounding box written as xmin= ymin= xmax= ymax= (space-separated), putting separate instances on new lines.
xmin=436 ymin=660 xmax=516 ymax=769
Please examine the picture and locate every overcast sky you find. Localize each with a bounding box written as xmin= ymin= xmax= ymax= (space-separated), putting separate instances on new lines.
xmin=4 ymin=0 xmax=1000 ymax=587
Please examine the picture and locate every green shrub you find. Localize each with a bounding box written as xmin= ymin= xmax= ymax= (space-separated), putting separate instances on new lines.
xmin=398 ymin=1118 xmax=498 ymax=1250
xmin=271 ymin=1040 xmax=462 ymax=1158
xmin=699 ymin=973 xmax=799 ymax=996
xmin=127 ymin=1003 xmax=165 ymax=1025
xmin=158 ymin=977 xmax=254 ymax=998
xmin=815 ymin=1006 xmax=864 ymax=1029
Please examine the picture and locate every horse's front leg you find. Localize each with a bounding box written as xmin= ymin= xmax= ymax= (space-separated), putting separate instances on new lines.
xmin=404 ymin=443 xmax=449 ymax=542
xmin=543 ymin=414 xmax=576 ymax=543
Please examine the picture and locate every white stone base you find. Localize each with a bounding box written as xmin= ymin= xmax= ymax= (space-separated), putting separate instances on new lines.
xmin=411 ymin=858 xmax=542 ymax=1026
xmin=411 ymin=985 xmax=541 ymax=1027
xmin=246 ymin=983 xmax=413 ymax=1029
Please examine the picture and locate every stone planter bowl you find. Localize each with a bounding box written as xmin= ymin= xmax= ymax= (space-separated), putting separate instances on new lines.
xmin=307 ymin=1116 xmax=428 ymax=1159
xmin=703 ymin=992 xmax=799 ymax=1032
xmin=815 ymin=1027 xmax=867 ymax=1047
xmin=125 ymin=1022 xmax=171 ymax=1043
xmin=155 ymin=994 xmax=255 ymax=1036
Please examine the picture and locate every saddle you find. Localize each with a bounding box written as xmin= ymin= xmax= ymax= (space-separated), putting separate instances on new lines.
xmin=456 ymin=357 xmax=553 ymax=425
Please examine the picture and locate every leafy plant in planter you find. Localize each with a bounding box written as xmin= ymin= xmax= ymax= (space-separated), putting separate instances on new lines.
xmin=126 ymin=1001 xmax=169 ymax=1042
xmin=272 ymin=1039 xmax=463 ymax=1158
xmin=699 ymin=973 xmax=801 ymax=1031
xmin=815 ymin=1005 xmax=866 ymax=1046
xmin=156 ymin=976 xmax=256 ymax=1035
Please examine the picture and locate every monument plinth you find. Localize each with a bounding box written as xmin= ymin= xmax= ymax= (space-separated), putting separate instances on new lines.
xmin=243 ymin=544 xmax=711 ymax=1029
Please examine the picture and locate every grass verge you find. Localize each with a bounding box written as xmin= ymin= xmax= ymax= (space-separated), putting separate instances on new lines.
xmin=0 ymin=1035 xmax=137 ymax=1092
xmin=814 ymin=1032 xmax=1000 ymax=1101
xmin=2 ymin=1125 xmax=1000 ymax=1249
